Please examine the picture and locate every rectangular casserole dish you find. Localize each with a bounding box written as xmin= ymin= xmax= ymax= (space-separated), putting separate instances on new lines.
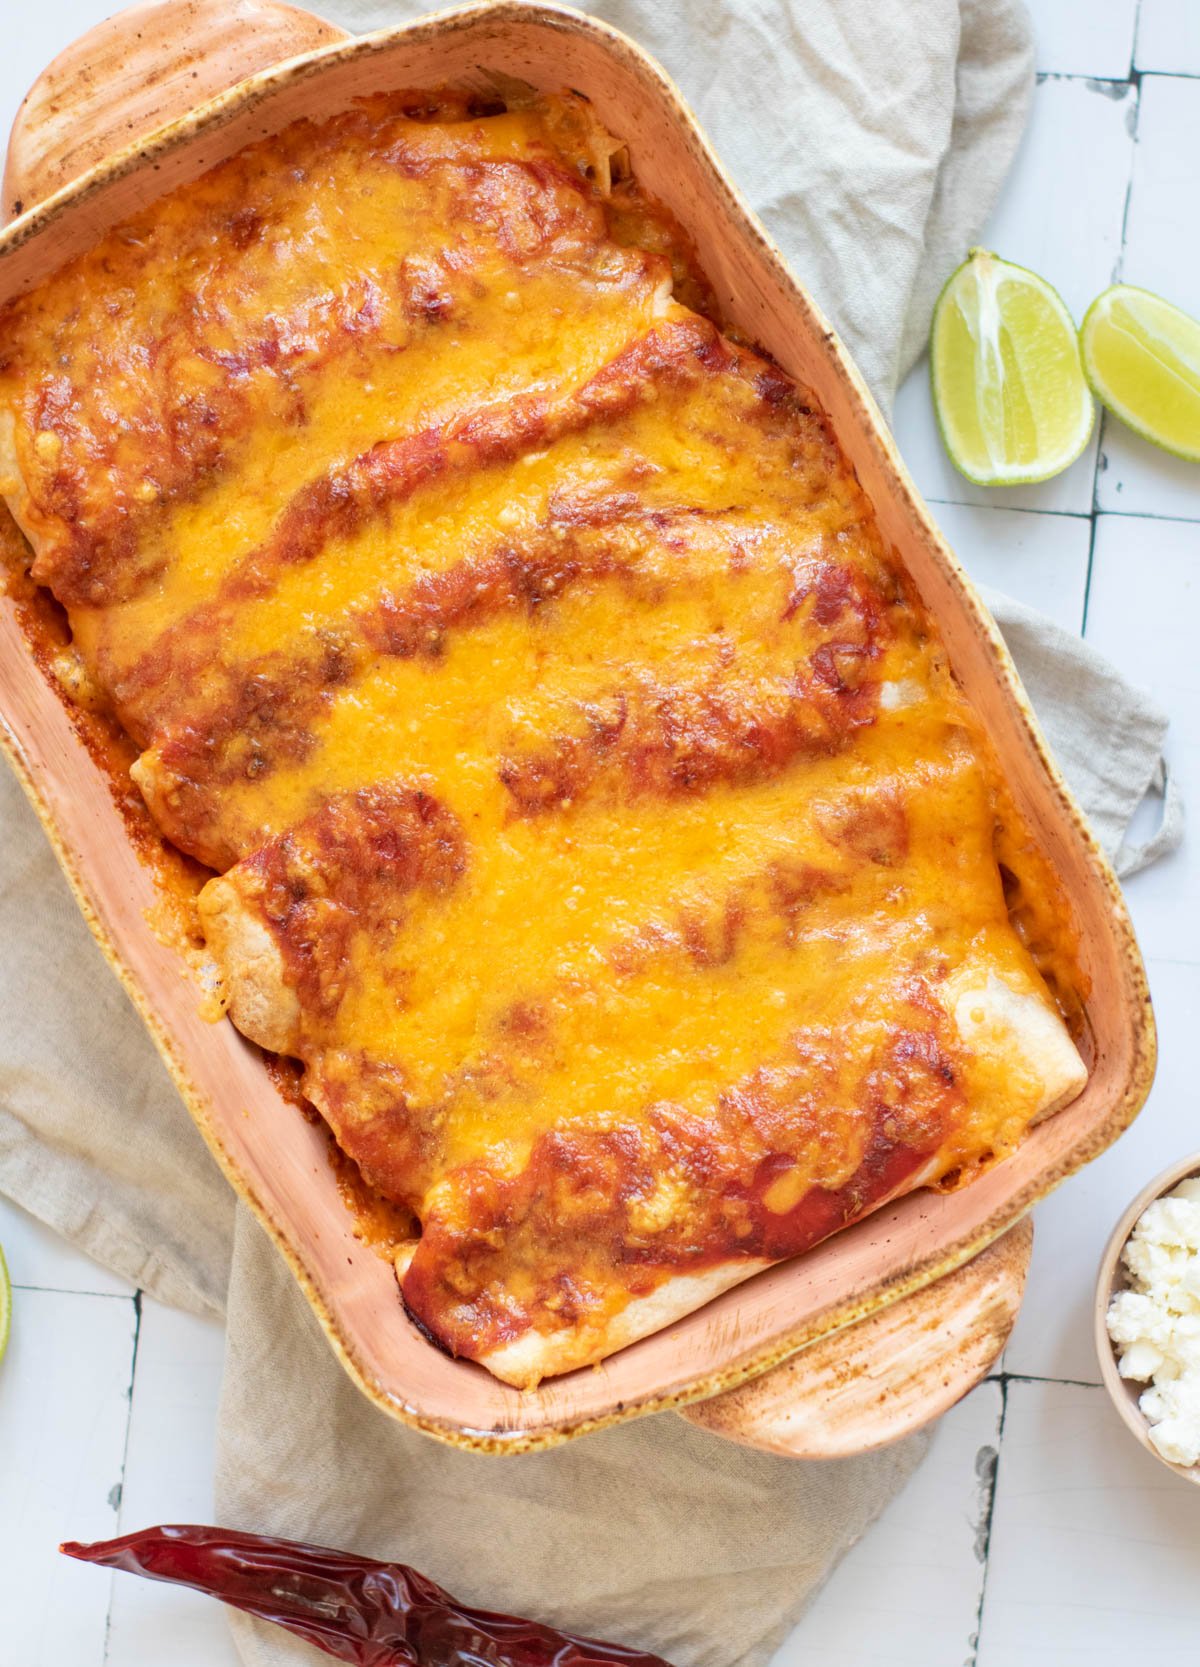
xmin=0 ymin=0 xmax=1155 ymax=1451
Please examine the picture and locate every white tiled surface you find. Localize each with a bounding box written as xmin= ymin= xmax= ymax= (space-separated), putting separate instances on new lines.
xmin=977 ymin=1381 xmax=1200 ymax=1664
xmin=104 ymin=1302 xmax=234 ymax=1665
xmin=1084 ymin=514 xmax=1199 ymax=966
xmin=2 ymin=5 xmax=1200 ymax=1667
xmin=1032 ymin=0 xmax=1137 ymax=77
xmin=792 ymin=1384 xmax=1003 ymax=1666
xmin=0 ymin=1288 xmax=137 ymax=1664
xmin=929 ymin=500 xmax=1091 ymax=634
xmin=1136 ymin=0 xmax=1200 ymax=75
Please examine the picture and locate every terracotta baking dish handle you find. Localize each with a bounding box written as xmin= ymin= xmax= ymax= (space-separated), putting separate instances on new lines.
xmin=2 ymin=0 xmax=348 ymax=221
xmin=2 ymin=0 xmax=1030 ymax=1460
xmin=684 ymin=1217 xmax=1029 ymax=1457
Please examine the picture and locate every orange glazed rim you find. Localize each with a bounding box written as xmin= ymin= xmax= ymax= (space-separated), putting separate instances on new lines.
xmin=0 ymin=0 xmax=1156 ymax=1451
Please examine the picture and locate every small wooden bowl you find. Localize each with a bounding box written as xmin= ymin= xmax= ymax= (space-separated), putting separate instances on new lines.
xmin=1094 ymin=1150 xmax=1200 ymax=1486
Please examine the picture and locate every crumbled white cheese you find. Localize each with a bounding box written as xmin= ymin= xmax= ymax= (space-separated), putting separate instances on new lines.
xmin=1106 ymin=1177 xmax=1200 ymax=1467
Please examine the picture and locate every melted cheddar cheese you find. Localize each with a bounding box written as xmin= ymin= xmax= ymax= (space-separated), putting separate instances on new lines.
xmin=0 ymin=91 xmax=1086 ymax=1385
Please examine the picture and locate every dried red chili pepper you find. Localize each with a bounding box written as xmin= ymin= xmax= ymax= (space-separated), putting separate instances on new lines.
xmin=61 ymin=1524 xmax=677 ymax=1667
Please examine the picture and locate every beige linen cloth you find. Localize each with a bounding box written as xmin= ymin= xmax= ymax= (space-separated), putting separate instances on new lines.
xmin=0 ymin=2 xmax=1182 ymax=1664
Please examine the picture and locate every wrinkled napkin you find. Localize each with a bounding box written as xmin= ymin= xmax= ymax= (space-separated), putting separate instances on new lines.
xmin=0 ymin=3 xmax=1178 ymax=1665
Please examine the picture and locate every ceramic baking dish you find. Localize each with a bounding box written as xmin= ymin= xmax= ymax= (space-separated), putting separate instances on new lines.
xmin=0 ymin=0 xmax=1155 ymax=1452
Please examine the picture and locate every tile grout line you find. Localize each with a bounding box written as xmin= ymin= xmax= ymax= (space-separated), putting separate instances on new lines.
xmin=11 ymin=1283 xmax=135 ymax=1299
xmin=1131 ymin=0 xmax=1145 ymax=79
xmin=985 ymin=1370 xmax=1103 ymax=1391
xmin=1113 ymin=68 xmax=1142 ymax=288
xmin=1093 ymin=506 xmax=1200 ymax=526
xmin=100 ymin=1288 xmax=143 ymax=1667
xmin=928 ymin=495 xmax=1200 ymax=529
xmin=1035 ymin=69 xmax=1200 ymax=85
xmin=1083 ymin=64 xmax=1141 ymax=637
xmin=1081 ymin=501 xmax=1101 ymax=637
xmin=927 ymin=497 xmax=1093 ymax=522
xmin=968 ymin=1376 xmax=1009 ymax=1667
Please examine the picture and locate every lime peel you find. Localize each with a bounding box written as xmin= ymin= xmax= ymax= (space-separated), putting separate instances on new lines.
xmin=930 ymin=248 xmax=1094 ymax=487
xmin=1080 ymin=283 xmax=1200 ymax=463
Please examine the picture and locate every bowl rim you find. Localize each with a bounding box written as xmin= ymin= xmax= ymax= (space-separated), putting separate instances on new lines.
xmin=1094 ymin=1147 xmax=1200 ymax=1486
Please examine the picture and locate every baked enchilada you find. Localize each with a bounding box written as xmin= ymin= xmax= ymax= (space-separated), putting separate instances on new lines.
xmin=0 ymin=90 xmax=1086 ymax=1388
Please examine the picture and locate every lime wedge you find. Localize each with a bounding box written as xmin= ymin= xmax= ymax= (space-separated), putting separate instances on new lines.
xmin=930 ymin=248 xmax=1094 ymax=485
xmin=1080 ymin=284 xmax=1200 ymax=462
xmin=0 ymin=1244 xmax=9 ymax=1365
